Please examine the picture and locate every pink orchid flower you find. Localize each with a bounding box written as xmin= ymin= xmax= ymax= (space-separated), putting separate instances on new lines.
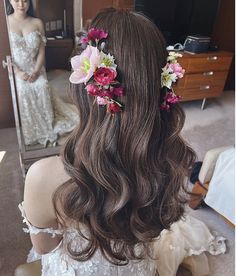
xmin=69 ymin=46 xmax=101 ymax=84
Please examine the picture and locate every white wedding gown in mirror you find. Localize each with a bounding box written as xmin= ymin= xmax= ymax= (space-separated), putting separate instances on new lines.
xmin=9 ymin=30 xmax=79 ymax=146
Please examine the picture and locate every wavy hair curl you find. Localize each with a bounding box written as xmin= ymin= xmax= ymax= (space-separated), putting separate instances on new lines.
xmin=53 ymin=8 xmax=196 ymax=264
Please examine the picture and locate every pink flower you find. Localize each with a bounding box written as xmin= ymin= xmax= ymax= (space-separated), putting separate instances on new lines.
xmin=165 ymin=91 xmax=181 ymax=104
xmin=69 ymin=46 xmax=101 ymax=84
xmin=94 ymin=68 xmax=117 ymax=86
xmin=160 ymin=103 xmax=170 ymax=111
xmin=96 ymin=96 xmax=108 ymax=105
xmin=108 ymin=102 xmax=121 ymax=114
xmin=167 ymin=63 xmax=185 ymax=79
xmin=112 ymin=87 xmax=125 ymax=97
xmin=86 ymin=84 xmax=99 ymax=96
xmin=81 ymin=37 xmax=89 ymax=44
xmin=87 ymin=28 xmax=108 ymax=42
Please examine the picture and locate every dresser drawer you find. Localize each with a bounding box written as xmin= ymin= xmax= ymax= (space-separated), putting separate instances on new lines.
xmin=177 ymin=71 xmax=229 ymax=88
xmin=180 ymin=56 xmax=232 ymax=73
xmin=175 ymin=86 xmax=224 ymax=101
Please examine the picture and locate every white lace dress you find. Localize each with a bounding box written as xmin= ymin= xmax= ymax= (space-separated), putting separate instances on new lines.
xmin=19 ymin=202 xmax=226 ymax=276
xmin=9 ymin=31 xmax=79 ymax=146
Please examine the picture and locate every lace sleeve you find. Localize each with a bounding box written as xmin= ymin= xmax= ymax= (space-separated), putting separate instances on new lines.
xmin=36 ymin=31 xmax=47 ymax=45
xmin=41 ymin=35 xmax=47 ymax=45
xmin=18 ymin=202 xmax=64 ymax=238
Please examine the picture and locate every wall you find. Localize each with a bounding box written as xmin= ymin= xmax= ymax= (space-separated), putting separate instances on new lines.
xmin=0 ymin=1 xmax=14 ymax=128
xmin=82 ymin=0 xmax=134 ymax=26
xmin=74 ymin=0 xmax=83 ymax=33
xmin=212 ymin=0 xmax=235 ymax=90
xmin=36 ymin=0 xmax=74 ymax=38
xmin=83 ymin=0 xmax=113 ymax=26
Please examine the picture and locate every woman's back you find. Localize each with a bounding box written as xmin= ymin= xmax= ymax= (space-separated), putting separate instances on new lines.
xmin=19 ymin=157 xmax=226 ymax=276
xmin=21 ymin=156 xmax=226 ymax=276
xmin=22 ymin=156 xmax=157 ymax=275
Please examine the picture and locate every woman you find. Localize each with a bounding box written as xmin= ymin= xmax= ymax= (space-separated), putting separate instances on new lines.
xmin=19 ymin=9 xmax=226 ymax=275
xmin=6 ymin=0 xmax=79 ymax=146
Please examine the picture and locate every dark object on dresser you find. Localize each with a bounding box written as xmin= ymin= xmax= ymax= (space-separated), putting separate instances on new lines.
xmin=184 ymin=35 xmax=211 ymax=54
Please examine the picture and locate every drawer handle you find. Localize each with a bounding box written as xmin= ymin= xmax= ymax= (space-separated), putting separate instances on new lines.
xmin=203 ymin=71 xmax=214 ymax=76
xmin=207 ymin=56 xmax=218 ymax=61
xmin=200 ymin=85 xmax=210 ymax=90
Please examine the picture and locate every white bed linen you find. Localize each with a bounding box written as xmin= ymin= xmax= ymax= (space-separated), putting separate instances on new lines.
xmin=205 ymin=147 xmax=235 ymax=224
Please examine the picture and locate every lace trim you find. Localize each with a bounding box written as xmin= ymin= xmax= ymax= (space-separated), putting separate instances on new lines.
xmin=18 ymin=202 xmax=64 ymax=237
xmin=36 ymin=30 xmax=47 ymax=44
xmin=41 ymin=35 xmax=47 ymax=45
xmin=9 ymin=30 xmax=47 ymax=44
xmin=35 ymin=31 xmax=47 ymax=45
xmin=187 ymin=235 xmax=226 ymax=256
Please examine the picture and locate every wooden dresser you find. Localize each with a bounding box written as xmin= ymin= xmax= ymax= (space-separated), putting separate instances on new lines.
xmin=45 ymin=39 xmax=74 ymax=70
xmin=175 ymin=51 xmax=233 ymax=105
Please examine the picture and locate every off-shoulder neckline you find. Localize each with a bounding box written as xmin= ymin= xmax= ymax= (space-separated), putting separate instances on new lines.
xmin=9 ymin=30 xmax=43 ymax=38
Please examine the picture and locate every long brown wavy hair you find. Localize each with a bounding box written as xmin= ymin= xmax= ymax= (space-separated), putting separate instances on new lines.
xmin=53 ymin=8 xmax=196 ymax=265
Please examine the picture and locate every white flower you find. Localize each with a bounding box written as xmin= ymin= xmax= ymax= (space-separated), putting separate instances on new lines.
xmin=99 ymin=52 xmax=117 ymax=70
xmin=169 ymin=51 xmax=183 ymax=58
xmin=161 ymin=66 xmax=177 ymax=88
xmin=167 ymin=52 xmax=183 ymax=63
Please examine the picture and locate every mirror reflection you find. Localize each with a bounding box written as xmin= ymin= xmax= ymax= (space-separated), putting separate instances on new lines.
xmin=5 ymin=0 xmax=80 ymax=149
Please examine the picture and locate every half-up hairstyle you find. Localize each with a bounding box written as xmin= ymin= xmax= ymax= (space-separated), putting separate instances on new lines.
xmin=53 ymin=8 xmax=196 ymax=264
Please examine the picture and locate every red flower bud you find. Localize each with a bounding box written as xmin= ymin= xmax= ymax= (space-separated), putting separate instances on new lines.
xmin=113 ymin=87 xmax=125 ymax=97
xmin=108 ymin=102 xmax=121 ymax=114
xmin=86 ymin=84 xmax=99 ymax=96
xmin=87 ymin=28 xmax=108 ymax=41
xmin=99 ymin=89 xmax=113 ymax=98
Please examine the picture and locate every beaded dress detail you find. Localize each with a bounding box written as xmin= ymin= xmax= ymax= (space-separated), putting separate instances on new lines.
xmin=9 ymin=31 xmax=79 ymax=146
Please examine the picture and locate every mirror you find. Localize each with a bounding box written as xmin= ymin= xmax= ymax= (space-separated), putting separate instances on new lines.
xmin=4 ymin=0 xmax=82 ymax=153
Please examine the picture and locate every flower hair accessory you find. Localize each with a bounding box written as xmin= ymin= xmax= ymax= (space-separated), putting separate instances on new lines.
xmin=69 ymin=28 xmax=125 ymax=114
xmin=160 ymin=52 xmax=185 ymax=111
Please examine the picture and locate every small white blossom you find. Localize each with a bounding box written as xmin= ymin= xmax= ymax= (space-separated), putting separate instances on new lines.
xmin=99 ymin=53 xmax=117 ymax=69
xmin=161 ymin=66 xmax=177 ymax=88
xmin=167 ymin=52 xmax=183 ymax=63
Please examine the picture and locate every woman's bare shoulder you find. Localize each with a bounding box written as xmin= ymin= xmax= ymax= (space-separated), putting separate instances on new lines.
xmin=28 ymin=17 xmax=43 ymax=24
xmin=23 ymin=156 xmax=71 ymax=227
xmin=23 ymin=156 xmax=71 ymax=222
xmin=25 ymin=156 xmax=70 ymax=193
xmin=7 ymin=14 xmax=13 ymax=20
xmin=28 ymin=17 xmax=44 ymax=31
xmin=7 ymin=14 xmax=15 ymax=26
